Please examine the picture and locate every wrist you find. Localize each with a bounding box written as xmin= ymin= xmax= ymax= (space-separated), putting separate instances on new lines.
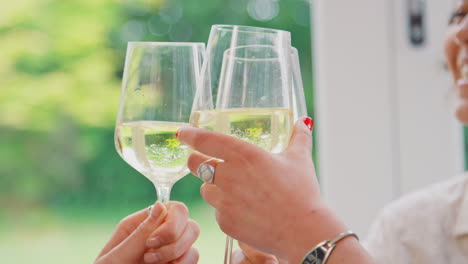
xmin=279 ymin=205 xmax=349 ymax=264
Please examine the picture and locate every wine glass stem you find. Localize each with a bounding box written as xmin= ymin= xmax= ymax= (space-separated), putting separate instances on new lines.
xmin=155 ymin=184 xmax=172 ymax=204
xmin=224 ymin=236 xmax=233 ymax=264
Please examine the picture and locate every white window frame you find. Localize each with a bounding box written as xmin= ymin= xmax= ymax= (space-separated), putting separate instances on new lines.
xmin=311 ymin=0 xmax=463 ymax=236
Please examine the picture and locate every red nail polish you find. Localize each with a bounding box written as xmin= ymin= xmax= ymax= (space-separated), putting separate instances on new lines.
xmin=303 ymin=117 xmax=314 ymax=131
xmin=175 ymin=130 xmax=179 ymax=138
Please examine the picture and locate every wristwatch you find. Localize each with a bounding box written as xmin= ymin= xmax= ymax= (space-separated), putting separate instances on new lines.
xmin=301 ymin=231 xmax=359 ymax=264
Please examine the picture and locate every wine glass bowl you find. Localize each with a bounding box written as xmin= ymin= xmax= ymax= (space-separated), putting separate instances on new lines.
xmin=115 ymin=121 xmax=189 ymax=184
xmin=115 ymin=42 xmax=204 ymax=203
xmin=193 ymin=45 xmax=293 ymax=153
xmin=194 ymin=25 xmax=292 ymax=113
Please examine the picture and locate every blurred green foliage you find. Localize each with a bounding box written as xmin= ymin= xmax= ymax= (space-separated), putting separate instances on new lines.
xmin=0 ymin=0 xmax=312 ymax=211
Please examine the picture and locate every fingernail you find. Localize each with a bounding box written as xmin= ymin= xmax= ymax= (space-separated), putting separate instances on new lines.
xmin=144 ymin=252 xmax=161 ymax=263
xmin=147 ymin=236 xmax=163 ymax=248
xmin=265 ymin=261 xmax=278 ymax=264
xmin=303 ymin=117 xmax=314 ymax=131
xmin=176 ymin=126 xmax=189 ymax=139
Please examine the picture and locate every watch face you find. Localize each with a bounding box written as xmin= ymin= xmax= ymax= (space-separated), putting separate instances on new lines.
xmin=303 ymin=248 xmax=326 ymax=264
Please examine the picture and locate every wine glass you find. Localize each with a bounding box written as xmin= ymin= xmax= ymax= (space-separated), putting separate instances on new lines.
xmin=115 ymin=42 xmax=204 ymax=203
xmin=291 ymin=47 xmax=308 ymax=120
xmin=191 ymin=26 xmax=292 ymax=264
xmin=191 ymin=44 xmax=307 ymax=263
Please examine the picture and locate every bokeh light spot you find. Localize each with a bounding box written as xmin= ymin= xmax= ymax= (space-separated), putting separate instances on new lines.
xmin=159 ymin=2 xmax=183 ymax=24
xmin=147 ymin=15 xmax=171 ymax=36
xmin=293 ymin=1 xmax=310 ymax=26
xmin=247 ymin=0 xmax=279 ymax=22
xmin=120 ymin=20 xmax=147 ymax=42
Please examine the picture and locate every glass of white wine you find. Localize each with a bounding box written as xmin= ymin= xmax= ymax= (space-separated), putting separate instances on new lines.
xmin=115 ymin=42 xmax=204 ymax=203
xmin=194 ymin=25 xmax=296 ymax=264
xmin=193 ymin=45 xmax=294 ymax=152
xmin=191 ymin=44 xmax=300 ymax=263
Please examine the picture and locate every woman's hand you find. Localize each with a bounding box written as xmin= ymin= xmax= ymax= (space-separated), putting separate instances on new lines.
xmin=95 ymin=201 xmax=200 ymax=264
xmin=178 ymin=118 xmax=353 ymax=263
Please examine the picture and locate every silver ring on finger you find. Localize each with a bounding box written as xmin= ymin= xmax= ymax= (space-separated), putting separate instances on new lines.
xmin=197 ymin=158 xmax=217 ymax=184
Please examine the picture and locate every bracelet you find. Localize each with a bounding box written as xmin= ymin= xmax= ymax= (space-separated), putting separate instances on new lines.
xmin=301 ymin=231 xmax=359 ymax=264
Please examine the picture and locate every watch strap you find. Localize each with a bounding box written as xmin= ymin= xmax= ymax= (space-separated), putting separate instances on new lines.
xmin=301 ymin=231 xmax=359 ymax=264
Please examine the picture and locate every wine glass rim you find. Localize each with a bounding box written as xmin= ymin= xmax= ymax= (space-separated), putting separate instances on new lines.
xmin=224 ymin=45 xmax=283 ymax=61
xmin=128 ymin=41 xmax=205 ymax=47
xmin=212 ymin=24 xmax=290 ymax=35
xmin=234 ymin=45 xmax=298 ymax=54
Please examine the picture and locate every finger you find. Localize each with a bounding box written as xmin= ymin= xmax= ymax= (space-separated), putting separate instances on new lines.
xmin=232 ymin=248 xmax=253 ymax=264
xmin=200 ymin=183 xmax=224 ymax=209
xmin=143 ymin=220 xmax=200 ymax=263
xmin=187 ymin=151 xmax=212 ymax=175
xmin=170 ymin=247 xmax=199 ymax=264
xmin=457 ymin=79 xmax=468 ymax=99
xmin=284 ymin=117 xmax=313 ymax=156
xmin=97 ymin=205 xmax=152 ymax=258
xmin=187 ymin=151 xmax=217 ymax=177
xmin=177 ymin=126 xmax=265 ymax=161
xmin=238 ymin=242 xmax=279 ymax=264
xmin=146 ymin=201 xmax=189 ymax=248
xmin=106 ymin=202 xmax=167 ymax=262
xmin=187 ymin=151 xmax=224 ymax=185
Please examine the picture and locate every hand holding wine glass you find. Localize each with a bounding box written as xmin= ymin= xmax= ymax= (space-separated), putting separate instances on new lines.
xmin=94 ymin=201 xmax=200 ymax=264
xmin=180 ymin=42 xmax=372 ymax=263
xmin=97 ymin=42 xmax=204 ymax=264
xmin=177 ymin=118 xmax=326 ymax=264
xmin=187 ymin=44 xmax=311 ymax=261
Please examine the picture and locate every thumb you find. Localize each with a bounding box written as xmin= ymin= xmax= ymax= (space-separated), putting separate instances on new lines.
xmin=285 ymin=117 xmax=313 ymax=155
xmin=231 ymin=248 xmax=252 ymax=264
xmin=106 ymin=201 xmax=167 ymax=262
xmin=238 ymin=242 xmax=279 ymax=264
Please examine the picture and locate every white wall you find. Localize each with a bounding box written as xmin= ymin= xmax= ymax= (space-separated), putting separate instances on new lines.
xmin=311 ymin=0 xmax=463 ymax=237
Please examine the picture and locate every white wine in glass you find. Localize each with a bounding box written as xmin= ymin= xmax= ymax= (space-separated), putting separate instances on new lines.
xmin=115 ymin=121 xmax=189 ymax=184
xmin=191 ymin=108 xmax=293 ymax=153
xmin=115 ymin=42 xmax=204 ymax=203
xmin=193 ymin=45 xmax=294 ymax=151
xmin=194 ymin=46 xmax=308 ymax=152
